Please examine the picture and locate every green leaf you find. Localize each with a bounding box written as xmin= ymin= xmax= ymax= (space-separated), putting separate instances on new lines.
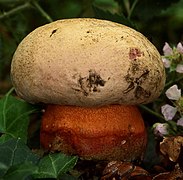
xmin=0 ymin=0 xmax=25 ymax=3
xmin=34 ymin=153 xmax=78 ymax=179
xmin=0 ymin=37 xmax=2 ymax=61
xmin=3 ymin=163 xmax=38 ymax=180
xmin=61 ymin=173 xmax=78 ymax=180
xmin=93 ymin=5 xmax=135 ymax=28
xmin=133 ymin=0 xmax=180 ymax=21
xmin=94 ymin=0 xmax=119 ymax=13
xmin=46 ymin=0 xmax=82 ymax=19
xmin=0 ymin=138 xmax=39 ymax=177
xmin=143 ymin=128 xmax=161 ymax=170
xmin=0 ymin=88 xmax=37 ymax=143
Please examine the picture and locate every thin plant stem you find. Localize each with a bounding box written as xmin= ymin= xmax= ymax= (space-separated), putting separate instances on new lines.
xmin=128 ymin=0 xmax=138 ymax=19
xmin=139 ymin=104 xmax=165 ymax=121
xmin=123 ymin=0 xmax=130 ymax=16
xmin=165 ymin=75 xmax=183 ymax=88
xmin=0 ymin=2 xmax=31 ymax=20
xmin=32 ymin=0 xmax=53 ymax=23
xmin=6 ymin=87 xmax=15 ymax=97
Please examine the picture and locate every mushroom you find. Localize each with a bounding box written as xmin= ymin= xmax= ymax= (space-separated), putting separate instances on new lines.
xmin=11 ymin=18 xmax=165 ymax=161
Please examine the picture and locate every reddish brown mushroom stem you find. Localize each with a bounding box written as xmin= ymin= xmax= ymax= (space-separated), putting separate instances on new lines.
xmin=40 ymin=104 xmax=147 ymax=161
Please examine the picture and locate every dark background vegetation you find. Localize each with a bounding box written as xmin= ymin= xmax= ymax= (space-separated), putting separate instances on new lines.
xmin=0 ymin=0 xmax=183 ymax=95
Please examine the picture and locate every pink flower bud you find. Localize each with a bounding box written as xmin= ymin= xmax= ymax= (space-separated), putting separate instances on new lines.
xmin=162 ymin=58 xmax=171 ymax=68
xmin=177 ymin=117 xmax=183 ymax=127
xmin=161 ymin=104 xmax=177 ymax=120
xmin=177 ymin=42 xmax=183 ymax=54
xmin=165 ymin=84 xmax=181 ymax=100
xmin=176 ymin=64 xmax=183 ymax=73
xmin=153 ymin=123 xmax=169 ymax=137
xmin=163 ymin=42 xmax=173 ymax=56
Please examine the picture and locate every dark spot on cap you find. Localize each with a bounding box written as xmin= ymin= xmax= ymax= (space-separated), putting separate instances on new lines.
xmin=78 ymin=70 xmax=106 ymax=96
xmin=50 ymin=29 xmax=58 ymax=37
xmin=135 ymin=86 xmax=151 ymax=99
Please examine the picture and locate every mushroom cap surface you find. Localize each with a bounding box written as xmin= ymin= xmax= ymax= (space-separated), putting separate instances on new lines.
xmin=11 ymin=18 xmax=165 ymax=106
xmin=40 ymin=105 xmax=147 ymax=161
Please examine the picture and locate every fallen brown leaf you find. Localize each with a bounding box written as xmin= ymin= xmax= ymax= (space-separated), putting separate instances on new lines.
xmin=153 ymin=164 xmax=183 ymax=180
xmin=160 ymin=136 xmax=183 ymax=162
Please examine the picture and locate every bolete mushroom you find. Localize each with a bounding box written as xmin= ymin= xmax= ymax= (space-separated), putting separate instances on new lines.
xmin=11 ymin=18 xmax=165 ymax=161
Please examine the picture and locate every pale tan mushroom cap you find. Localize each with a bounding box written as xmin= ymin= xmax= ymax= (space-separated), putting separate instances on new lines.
xmin=11 ymin=18 xmax=165 ymax=106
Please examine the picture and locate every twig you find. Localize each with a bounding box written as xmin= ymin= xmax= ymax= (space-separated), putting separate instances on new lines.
xmin=32 ymin=0 xmax=53 ymax=23
xmin=123 ymin=0 xmax=130 ymax=16
xmin=0 ymin=2 xmax=31 ymax=20
xmin=128 ymin=0 xmax=138 ymax=19
xmin=139 ymin=104 xmax=165 ymax=121
xmin=5 ymin=87 xmax=15 ymax=97
xmin=165 ymin=75 xmax=183 ymax=88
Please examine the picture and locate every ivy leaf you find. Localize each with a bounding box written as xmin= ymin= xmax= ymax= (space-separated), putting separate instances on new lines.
xmin=0 ymin=138 xmax=39 ymax=177
xmin=34 ymin=153 xmax=78 ymax=179
xmin=3 ymin=163 xmax=38 ymax=180
xmin=0 ymin=88 xmax=37 ymax=143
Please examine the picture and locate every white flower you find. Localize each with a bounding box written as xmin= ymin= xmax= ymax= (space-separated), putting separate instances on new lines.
xmin=162 ymin=57 xmax=171 ymax=68
xmin=161 ymin=104 xmax=177 ymax=120
xmin=153 ymin=123 xmax=169 ymax=137
xmin=165 ymin=84 xmax=181 ymax=100
xmin=177 ymin=42 xmax=183 ymax=54
xmin=163 ymin=42 xmax=173 ymax=56
xmin=176 ymin=64 xmax=183 ymax=73
xmin=177 ymin=117 xmax=183 ymax=127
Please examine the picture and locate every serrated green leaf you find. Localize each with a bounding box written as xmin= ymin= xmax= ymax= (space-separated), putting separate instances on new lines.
xmin=93 ymin=5 xmax=135 ymax=28
xmin=0 ymin=138 xmax=39 ymax=177
xmin=47 ymin=0 xmax=82 ymax=19
xmin=0 ymin=88 xmax=37 ymax=143
xmin=3 ymin=163 xmax=38 ymax=180
xmin=94 ymin=0 xmax=118 ymax=13
xmin=34 ymin=153 xmax=78 ymax=179
xmin=134 ymin=0 xmax=180 ymax=21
